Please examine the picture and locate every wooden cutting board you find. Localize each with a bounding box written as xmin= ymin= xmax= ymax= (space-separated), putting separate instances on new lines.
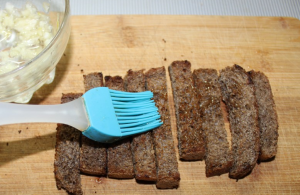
xmin=0 ymin=15 xmax=300 ymax=194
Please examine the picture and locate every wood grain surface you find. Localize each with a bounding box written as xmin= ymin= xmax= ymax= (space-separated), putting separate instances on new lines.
xmin=0 ymin=15 xmax=300 ymax=194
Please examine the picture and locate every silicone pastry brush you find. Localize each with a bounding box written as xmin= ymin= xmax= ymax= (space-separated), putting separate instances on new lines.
xmin=0 ymin=87 xmax=163 ymax=143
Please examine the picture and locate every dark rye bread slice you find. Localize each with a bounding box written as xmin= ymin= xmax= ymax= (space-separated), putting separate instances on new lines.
xmin=168 ymin=60 xmax=205 ymax=160
xmin=80 ymin=73 xmax=107 ymax=175
xmin=193 ymin=68 xmax=233 ymax=177
xmin=124 ymin=69 xmax=157 ymax=182
xmin=145 ymin=67 xmax=180 ymax=189
xmin=83 ymin=72 xmax=104 ymax=92
xmin=219 ymin=65 xmax=260 ymax=179
xmin=248 ymin=70 xmax=279 ymax=161
xmin=54 ymin=93 xmax=83 ymax=195
xmin=105 ymin=75 xmax=134 ymax=179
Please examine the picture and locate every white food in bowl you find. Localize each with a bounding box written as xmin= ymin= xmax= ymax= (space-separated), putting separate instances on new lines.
xmin=0 ymin=0 xmax=70 ymax=103
xmin=0 ymin=2 xmax=54 ymax=74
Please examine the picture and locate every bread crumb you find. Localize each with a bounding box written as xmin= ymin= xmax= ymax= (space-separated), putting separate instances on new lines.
xmin=6 ymin=142 xmax=9 ymax=146
xmin=18 ymin=130 xmax=22 ymax=134
xmin=162 ymin=39 xmax=166 ymax=43
xmin=164 ymin=58 xmax=167 ymax=61
xmin=81 ymin=69 xmax=84 ymax=73
xmin=95 ymin=178 xmax=101 ymax=184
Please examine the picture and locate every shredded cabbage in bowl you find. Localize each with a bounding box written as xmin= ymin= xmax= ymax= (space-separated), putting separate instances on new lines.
xmin=0 ymin=2 xmax=54 ymax=74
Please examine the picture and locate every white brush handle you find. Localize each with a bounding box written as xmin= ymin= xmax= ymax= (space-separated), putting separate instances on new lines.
xmin=0 ymin=98 xmax=89 ymax=131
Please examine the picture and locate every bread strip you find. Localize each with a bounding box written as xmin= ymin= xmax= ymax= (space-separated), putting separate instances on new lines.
xmin=105 ymin=75 xmax=134 ymax=178
xmin=146 ymin=67 xmax=180 ymax=189
xmin=124 ymin=69 xmax=157 ymax=181
xmin=80 ymin=73 xmax=107 ymax=175
xmin=248 ymin=70 xmax=278 ymax=161
xmin=168 ymin=60 xmax=205 ymax=160
xmin=54 ymin=93 xmax=83 ymax=195
xmin=219 ymin=65 xmax=260 ymax=179
xmin=193 ymin=69 xmax=233 ymax=177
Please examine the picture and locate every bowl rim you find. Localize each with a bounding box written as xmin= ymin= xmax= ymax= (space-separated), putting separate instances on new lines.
xmin=0 ymin=0 xmax=70 ymax=78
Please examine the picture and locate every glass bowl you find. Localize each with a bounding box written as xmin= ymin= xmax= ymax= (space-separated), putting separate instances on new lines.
xmin=0 ymin=0 xmax=70 ymax=103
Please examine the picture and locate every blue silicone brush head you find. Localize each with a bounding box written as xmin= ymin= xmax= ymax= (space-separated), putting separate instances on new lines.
xmin=82 ymin=87 xmax=162 ymax=143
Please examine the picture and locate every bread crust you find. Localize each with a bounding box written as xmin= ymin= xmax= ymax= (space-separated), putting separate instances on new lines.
xmin=54 ymin=93 xmax=83 ymax=195
xmin=105 ymin=75 xmax=135 ymax=179
xmin=219 ymin=65 xmax=260 ymax=179
xmin=123 ymin=69 xmax=157 ymax=181
xmin=193 ymin=68 xmax=233 ymax=177
xmin=248 ymin=70 xmax=279 ymax=161
xmin=168 ymin=60 xmax=205 ymax=160
xmin=146 ymin=67 xmax=180 ymax=189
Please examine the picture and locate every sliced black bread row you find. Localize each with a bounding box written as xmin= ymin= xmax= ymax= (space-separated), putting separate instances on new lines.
xmin=219 ymin=65 xmax=260 ymax=179
xmin=54 ymin=93 xmax=83 ymax=195
xmin=54 ymin=73 xmax=107 ymax=195
xmin=124 ymin=70 xmax=157 ymax=181
xmin=54 ymin=68 xmax=180 ymax=194
xmin=105 ymin=69 xmax=180 ymax=187
xmin=145 ymin=67 xmax=180 ymax=188
xmin=193 ymin=68 xmax=233 ymax=177
xmin=248 ymin=70 xmax=279 ymax=161
xmin=105 ymin=75 xmax=135 ymax=179
xmin=80 ymin=73 xmax=107 ymax=176
xmin=168 ymin=61 xmax=205 ymax=160
xmin=168 ymin=61 xmax=278 ymax=179
xmin=219 ymin=65 xmax=278 ymax=178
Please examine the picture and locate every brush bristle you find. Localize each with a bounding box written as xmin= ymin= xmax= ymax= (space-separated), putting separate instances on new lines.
xmin=109 ymin=89 xmax=163 ymax=136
